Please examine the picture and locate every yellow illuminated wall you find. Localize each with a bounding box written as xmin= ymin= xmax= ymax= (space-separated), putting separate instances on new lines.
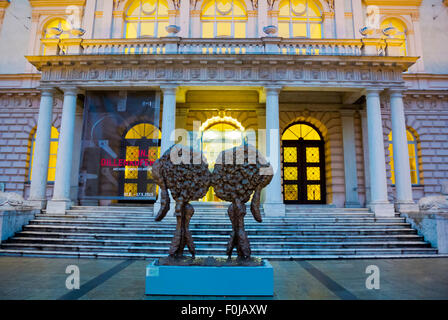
xmin=125 ymin=0 xmax=169 ymax=38
xmin=388 ymin=129 xmax=420 ymax=185
xmin=201 ymin=121 xmax=243 ymax=201
xmin=278 ymin=0 xmax=323 ymax=39
xmin=201 ymin=0 xmax=247 ymax=38
xmin=29 ymin=126 xmax=59 ymax=182
xmin=381 ymin=17 xmax=408 ymax=56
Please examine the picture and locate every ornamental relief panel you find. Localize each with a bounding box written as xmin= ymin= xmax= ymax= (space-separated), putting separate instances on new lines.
xmin=38 ymin=62 xmax=403 ymax=87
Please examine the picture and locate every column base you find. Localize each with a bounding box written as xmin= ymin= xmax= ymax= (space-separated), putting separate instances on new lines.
xmin=263 ymin=203 xmax=286 ymax=216
xmin=345 ymin=201 xmax=361 ymax=208
xmin=27 ymin=199 xmax=47 ymax=210
xmin=394 ymin=201 xmax=419 ymax=213
xmin=46 ymin=199 xmax=72 ymax=214
xmin=368 ymin=202 xmax=395 ymax=216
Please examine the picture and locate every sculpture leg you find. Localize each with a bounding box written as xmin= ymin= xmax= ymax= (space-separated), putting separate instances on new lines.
xmin=183 ymin=203 xmax=196 ymax=259
xmin=235 ymin=200 xmax=251 ymax=259
xmin=226 ymin=203 xmax=238 ymax=258
xmin=168 ymin=201 xmax=184 ymax=258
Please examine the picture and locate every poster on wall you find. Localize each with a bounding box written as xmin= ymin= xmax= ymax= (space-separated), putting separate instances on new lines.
xmin=79 ymin=91 xmax=161 ymax=201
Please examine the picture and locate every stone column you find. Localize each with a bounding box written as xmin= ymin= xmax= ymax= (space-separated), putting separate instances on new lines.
xmin=360 ymin=110 xmax=371 ymax=205
xmin=179 ymin=0 xmax=190 ymax=38
xmin=190 ymin=10 xmax=201 ymax=37
xmin=28 ymin=88 xmax=55 ymax=209
xmin=263 ymin=87 xmax=285 ymax=216
xmin=256 ymin=107 xmax=267 ymax=204
xmin=154 ymin=86 xmax=177 ymax=216
xmin=365 ymin=89 xmax=394 ymax=216
xmin=46 ymin=87 xmax=78 ymax=214
xmin=334 ymin=0 xmax=346 ymax=38
xmin=390 ymin=90 xmax=418 ymax=212
xmin=340 ymin=110 xmax=361 ymax=207
xmin=247 ymin=10 xmax=257 ymax=37
xmin=351 ymin=0 xmax=363 ymax=39
xmin=160 ymin=85 xmax=177 ymax=154
xmin=101 ymin=0 xmax=114 ymax=38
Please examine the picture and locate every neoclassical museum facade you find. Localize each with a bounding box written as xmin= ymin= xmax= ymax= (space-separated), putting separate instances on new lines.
xmin=0 ymin=0 xmax=447 ymax=217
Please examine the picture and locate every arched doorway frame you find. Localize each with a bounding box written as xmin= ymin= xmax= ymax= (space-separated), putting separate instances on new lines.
xmin=281 ymin=120 xmax=327 ymax=204
xmin=118 ymin=121 xmax=161 ymax=201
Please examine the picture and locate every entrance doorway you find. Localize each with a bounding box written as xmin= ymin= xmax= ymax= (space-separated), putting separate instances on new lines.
xmin=118 ymin=122 xmax=161 ymax=201
xmin=281 ymin=122 xmax=326 ymax=204
xmin=200 ymin=116 xmax=244 ymax=202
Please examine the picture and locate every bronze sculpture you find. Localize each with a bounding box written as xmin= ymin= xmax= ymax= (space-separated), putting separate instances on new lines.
xmin=211 ymin=144 xmax=273 ymax=260
xmin=152 ymin=143 xmax=273 ymax=261
xmin=152 ymin=144 xmax=211 ymax=259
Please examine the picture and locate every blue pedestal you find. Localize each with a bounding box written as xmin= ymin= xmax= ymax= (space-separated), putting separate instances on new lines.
xmin=145 ymin=259 xmax=273 ymax=296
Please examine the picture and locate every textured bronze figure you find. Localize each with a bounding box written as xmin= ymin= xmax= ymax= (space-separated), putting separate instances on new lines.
xmin=211 ymin=144 xmax=273 ymax=260
xmin=152 ymin=144 xmax=211 ymax=258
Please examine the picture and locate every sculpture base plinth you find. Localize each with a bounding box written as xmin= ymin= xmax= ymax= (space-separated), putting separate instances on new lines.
xmin=145 ymin=258 xmax=273 ymax=296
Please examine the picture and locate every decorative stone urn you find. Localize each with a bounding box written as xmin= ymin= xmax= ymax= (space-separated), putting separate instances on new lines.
xmin=263 ymin=25 xmax=278 ymax=37
xmin=359 ymin=26 xmax=374 ymax=37
xmin=382 ymin=26 xmax=396 ymax=37
xmin=70 ymin=28 xmax=86 ymax=37
xmin=165 ymin=25 xmax=181 ymax=36
xmin=48 ymin=27 xmax=63 ymax=38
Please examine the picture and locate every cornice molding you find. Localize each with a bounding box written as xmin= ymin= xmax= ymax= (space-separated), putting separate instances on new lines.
xmin=29 ymin=0 xmax=86 ymax=7
xmin=362 ymin=0 xmax=422 ymax=6
xmin=25 ymin=54 xmax=416 ymax=91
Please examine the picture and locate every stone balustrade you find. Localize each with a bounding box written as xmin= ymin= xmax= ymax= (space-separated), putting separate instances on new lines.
xmin=40 ymin=37 xmax=405 ymax=57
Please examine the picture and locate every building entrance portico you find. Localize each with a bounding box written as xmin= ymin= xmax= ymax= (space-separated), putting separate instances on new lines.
xmin=25 ymin=44 xmax=420 ymax=216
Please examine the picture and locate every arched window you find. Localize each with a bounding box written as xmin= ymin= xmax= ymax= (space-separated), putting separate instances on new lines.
xmin=278 ymin=0 xmax=323 ymax=39
xmin=388 ymin=129 xmax=420 ymax=185
xmin=122 ymin=123 xmax=161 ymax=198
xmin=125 ymin=0 xmax=169 ymax=38
xmin=381 ymin=17 xmax=408 ymax=56
xmin=41 ymin=18 xmax=71 ymax=54
xmin=29 ymin=126 xmax=59 ymax=182
xmin=42 ymin=18 xmax=71 ymax=39
xmin=201 ymin=0 xmax=247 ymax=38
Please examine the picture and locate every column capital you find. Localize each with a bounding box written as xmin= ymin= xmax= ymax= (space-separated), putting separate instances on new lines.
xmin=365 ymin=88 xmax=383 ymax=97
xmin=264 ymin=86 xmax=282 ymax=95
xmin=60 ymin=86 xmax=79 ymax=96
xmin=388 ymin=89 xmax=405 ymax=98
xmin=160 ymin=85 xmax=178 ymax=95
xmin=39 ymin=87 xmax=56 ymax=96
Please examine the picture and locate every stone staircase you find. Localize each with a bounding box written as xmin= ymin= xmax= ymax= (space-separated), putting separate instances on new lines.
xmin=0 ymin=203 xmax=439 ymax=259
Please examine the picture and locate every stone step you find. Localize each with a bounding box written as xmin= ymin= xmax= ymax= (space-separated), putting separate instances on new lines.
xmin=0 ymin=243 xmax=438 ymax=255
xmin=34 ymin=214 xmax=404 ymax=223
xmin=0 ymin=249 xmax=442 ymax=260
xmin=28 ymin=219 xmax=412 ymax=229
xmin=14 ymin=231 xmax=425 ymax=242
xmin=7 ymin=237 xmax=432 ymax=249
xmin=22 ymin=224 xmax=418 ymax=235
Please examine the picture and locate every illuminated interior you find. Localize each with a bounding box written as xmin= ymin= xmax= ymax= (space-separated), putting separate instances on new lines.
xmin=282 ymin=123 xmax=322 ymax=140
xmin=282 ymin=123 xmax=323 ymax=202
xmin=201 ymin=120 xmax=244 ymax=201
xmin=278 ymin=0 xmax=323 ymax=39
xmin=123 ymin=123 xmax=161 ymax=198
xmin=125 ymin=0 xmax=169 ymax=38
xmin=381 ymin=17 xmax=408 ymax=56
xmin=388 ymin=129 xmax=420 ymax=185
xmin=29 ymin=126 xmax=59 ymax=182
xmin=201 ymin=0 xmax=247 ymax=38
